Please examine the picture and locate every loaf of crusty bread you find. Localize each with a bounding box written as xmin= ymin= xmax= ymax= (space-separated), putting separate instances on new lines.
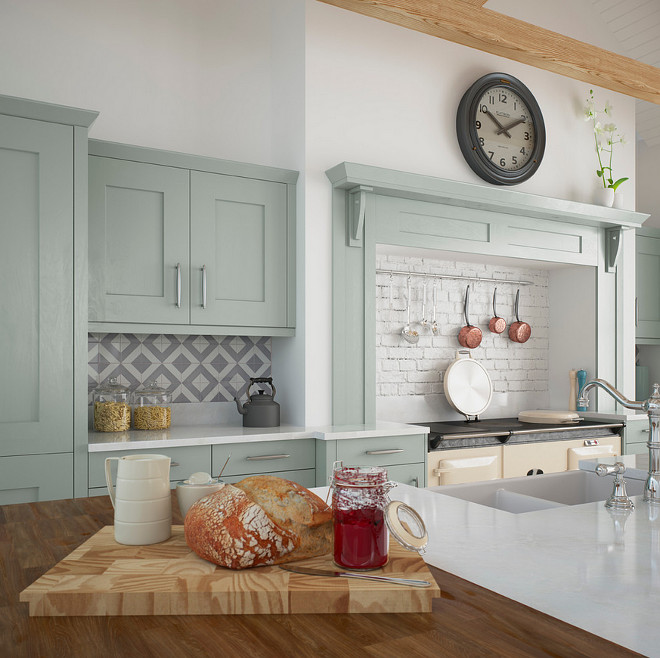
xmin=184 ymin=475 xmax=332 ymax=570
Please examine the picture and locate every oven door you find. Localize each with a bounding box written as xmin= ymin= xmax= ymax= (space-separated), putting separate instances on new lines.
xmin=428 ymin=446 xmax=502 ymax=486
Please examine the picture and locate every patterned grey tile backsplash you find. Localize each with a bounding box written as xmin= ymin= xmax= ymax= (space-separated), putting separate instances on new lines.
xmin=88 ymin=334 xmax=272 ymax=404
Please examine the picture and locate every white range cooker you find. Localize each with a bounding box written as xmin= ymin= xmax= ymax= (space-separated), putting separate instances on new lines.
xmin=418 ymin=351 xmax=624 ymax=486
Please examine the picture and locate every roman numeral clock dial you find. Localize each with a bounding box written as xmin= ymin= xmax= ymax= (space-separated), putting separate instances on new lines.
xmin=456 ymin=73 xmax=546 ymax=185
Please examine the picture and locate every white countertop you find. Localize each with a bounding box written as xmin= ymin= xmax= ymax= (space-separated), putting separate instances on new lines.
xmin=88 ymin=421 xmax=429 ymax=452
xmin=371 ymin=481 xmax=660 ymax=657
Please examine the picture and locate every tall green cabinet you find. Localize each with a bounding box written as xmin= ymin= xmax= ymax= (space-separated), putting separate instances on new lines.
xmin=0 ymin=95 xmax=97 ymax=503
xmin=636 ymin=228 xmax=660 ymax=342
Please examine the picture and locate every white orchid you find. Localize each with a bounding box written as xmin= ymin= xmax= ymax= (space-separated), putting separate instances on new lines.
xmin=584 ymin=89 xmax=628 ymax=192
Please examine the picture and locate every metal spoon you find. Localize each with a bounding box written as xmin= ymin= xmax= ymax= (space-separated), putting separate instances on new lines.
xmin=401 ymin=276 xmax=419 ymax=344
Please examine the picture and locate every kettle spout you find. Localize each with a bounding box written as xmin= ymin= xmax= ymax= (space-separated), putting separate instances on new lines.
xmin=234 ymin=396 xmax=248 ymax=415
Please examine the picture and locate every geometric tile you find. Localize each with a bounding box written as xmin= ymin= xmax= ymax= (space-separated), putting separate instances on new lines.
xmin=88 ymin=332 xmax=273 ymax=405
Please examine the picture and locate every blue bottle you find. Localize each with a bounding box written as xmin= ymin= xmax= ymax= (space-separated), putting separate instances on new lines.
xmin=576 ymin=369 xmax=588 ymax=411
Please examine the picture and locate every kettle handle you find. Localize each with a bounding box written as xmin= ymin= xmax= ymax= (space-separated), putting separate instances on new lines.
xmin=248 ymin=377 xmax=276 ymax=399
xmin=105 ymin=457 xmax=119 ymax=509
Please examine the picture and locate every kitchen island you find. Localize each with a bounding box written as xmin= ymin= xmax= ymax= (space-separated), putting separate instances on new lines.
xmin=3 ymin=490 xmax=642 ymax=656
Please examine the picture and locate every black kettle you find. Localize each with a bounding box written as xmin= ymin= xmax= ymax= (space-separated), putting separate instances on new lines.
xmin=234 ymin=377 xmax=281 ymax=427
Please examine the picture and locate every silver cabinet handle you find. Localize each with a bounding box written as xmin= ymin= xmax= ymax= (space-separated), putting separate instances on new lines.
xmin=201 ymin=265 xmax=207 ymax=309
xmin=175 ymin=263 xmax=181 ymax=308
xmin=245 ymin=454 xmax=290 ymax=461
xmin=635 ymin=297 xmax=639 ymax=327
xmin=366 ymin=449 xmax=404 ymax=455
xmin=411 ymin=476 xmax=419 ymax=487
xmin=170 ymin=461 xmax=180 ymax=467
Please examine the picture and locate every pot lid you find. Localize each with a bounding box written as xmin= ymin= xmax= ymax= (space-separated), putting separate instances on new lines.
xmin=518 ymin=409 xmax=581 ymax=424
xmin=444 ymin=350 xmax=493 ymax=418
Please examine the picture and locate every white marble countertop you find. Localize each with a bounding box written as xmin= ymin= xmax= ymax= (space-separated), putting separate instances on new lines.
xmin=363 ymin=481 xmax=660 ymax=657
xmin=88 ymin=421 xmax=429 ymax=452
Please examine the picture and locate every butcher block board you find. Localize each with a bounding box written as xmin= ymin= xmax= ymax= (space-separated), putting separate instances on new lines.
xmin=20 ymin=526 xmax=440 ymax=616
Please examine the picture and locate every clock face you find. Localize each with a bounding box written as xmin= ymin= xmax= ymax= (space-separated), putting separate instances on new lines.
xmin=456 ymin=73 xmax=545 ymax=186
xmin=475 ymin=86 xmax=535 ymax=172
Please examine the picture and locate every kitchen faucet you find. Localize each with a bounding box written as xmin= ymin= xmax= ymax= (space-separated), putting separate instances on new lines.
xmin=578 ymin=379 xmax=660 ymax=505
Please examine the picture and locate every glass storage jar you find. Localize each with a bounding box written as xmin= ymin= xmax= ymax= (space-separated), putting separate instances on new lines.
xmin=331 ymin=462 xmax=428 ymax=571
xmin=93 ymin=377 xmax=131 ymax=432
xmin=132 ymin=380 xmax=172 ymax=430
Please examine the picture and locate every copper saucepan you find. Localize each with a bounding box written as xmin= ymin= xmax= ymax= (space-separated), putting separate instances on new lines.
xmin=458 ymin=285 xmax=482 ymax=349
xmin=488 ymin=287 xmax=506 ymax=334
xmin=509 ymin=289 xmax=531 ymax=343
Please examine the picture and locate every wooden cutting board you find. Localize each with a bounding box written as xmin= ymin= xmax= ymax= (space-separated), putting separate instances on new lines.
xmin=20 ymin=526 xmax=440 ymax=615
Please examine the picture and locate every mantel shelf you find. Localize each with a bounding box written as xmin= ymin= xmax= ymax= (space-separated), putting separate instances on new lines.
xmin=326 ymin=162 xmax=648 ymax=230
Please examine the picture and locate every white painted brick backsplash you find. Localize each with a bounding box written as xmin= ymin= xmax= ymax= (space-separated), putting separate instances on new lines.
xmin=376 ymin=252 xmax=549 ymax=406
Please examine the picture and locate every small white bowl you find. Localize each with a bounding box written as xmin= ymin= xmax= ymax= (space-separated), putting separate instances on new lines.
xmin=176 ymin=478 xmax=224 ymax=518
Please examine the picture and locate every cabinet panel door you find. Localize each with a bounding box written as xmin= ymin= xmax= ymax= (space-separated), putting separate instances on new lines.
xmin=636 ymin=233 xmax=660 ymax=339
xmin=0 ymin=115 xmax=73 ymax=456
xmin=0 ymin=454 xmax=73 ymax=503
xmin=89 ymin=157 xmax=190 ymax=324
xmin=190 ymin=172 xmax=288 ymax=327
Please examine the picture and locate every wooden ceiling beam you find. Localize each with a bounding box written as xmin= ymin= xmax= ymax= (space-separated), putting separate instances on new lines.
xmin=317 ymin=0 xmax=660 ymax=105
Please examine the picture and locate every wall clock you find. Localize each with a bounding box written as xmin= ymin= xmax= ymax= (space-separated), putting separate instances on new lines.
xmin=456 ymin=73 xmax=546 ymax=185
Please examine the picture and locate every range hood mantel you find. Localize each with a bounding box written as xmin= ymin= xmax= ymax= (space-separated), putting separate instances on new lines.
xmin=326 ymin=162 xmax=648 ymax=230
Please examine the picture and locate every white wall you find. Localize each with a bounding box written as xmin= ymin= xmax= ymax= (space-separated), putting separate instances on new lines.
xmin=637 ymin=141 xmax=660 ymax=227
xmin=304 ymin=0 xmax=635 ymax=424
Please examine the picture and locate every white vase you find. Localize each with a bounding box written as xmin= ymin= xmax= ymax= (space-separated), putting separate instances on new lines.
xmin=594 ymin=187 xmax=614 ymax=207
xmin=613 ymin=191 xmax=625 ymax=209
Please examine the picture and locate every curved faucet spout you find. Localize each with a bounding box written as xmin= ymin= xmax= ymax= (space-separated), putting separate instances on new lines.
xmin=577 ymin=378 xmax=646 ymax=412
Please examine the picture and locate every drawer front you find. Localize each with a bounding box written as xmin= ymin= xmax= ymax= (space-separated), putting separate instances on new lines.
xmin=336 ymin=435 xmax=425 ymax=467
xmin=212 ymin=439 xmax=315 ymax=477
xmin=428 ymin=447 xmax=502 ymax=486
xmin=0 ymin=453 xmax=73 ymax=504
xmin=387 ymin=462 xmax=425 ymax=488
xmin=566 ymin=436 xmax=620 ymax=470
xmin=624 ymin=419 xmax=649 ymax=450
xmin=89 ymin=445 xmax=212 ymax=488
xmin=222 ymin=468 xmax=316 ymax=489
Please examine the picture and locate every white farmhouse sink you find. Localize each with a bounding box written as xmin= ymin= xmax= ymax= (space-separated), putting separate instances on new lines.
xmin=430 ymin=470 xmax=644 ymax=514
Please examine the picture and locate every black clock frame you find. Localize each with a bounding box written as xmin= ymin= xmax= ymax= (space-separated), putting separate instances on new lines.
xmin=456 ymin=72 xmax=546 ymax=186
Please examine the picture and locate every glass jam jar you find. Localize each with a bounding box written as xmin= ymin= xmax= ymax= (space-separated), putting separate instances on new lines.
xmin=93 ymin=377 xmax=131 ymax=432
xmin=331 ymin=463 xmax=428 ymax=571
xmin=132 ymin=380 xmax=172 ymax=430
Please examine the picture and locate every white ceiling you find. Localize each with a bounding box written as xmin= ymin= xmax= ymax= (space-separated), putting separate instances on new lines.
xmin=592 ymin=0 xmax=660 ymax=146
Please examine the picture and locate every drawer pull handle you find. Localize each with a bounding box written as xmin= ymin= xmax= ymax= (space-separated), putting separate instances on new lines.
xmin=201 ymin=265 xmax=207 ymax=309
xmin=245 ymin=454 xmax=290 ymax=461
xmin=411 ymin=476 xmax=419 ymax=488
xmin=170 ymin=461 xmax=180 ymax=467
xmin=366 ymin=449 xmax=404 ymax=455
xmin=642 ymin=429 xmax=650 ymax=433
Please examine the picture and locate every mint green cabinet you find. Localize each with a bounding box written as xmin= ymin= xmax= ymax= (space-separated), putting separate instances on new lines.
xmin=88 ymin=157 xmax=190 ymax=324
xmin=88 ymin=141 xmax=297 ymax=336
xmin=622 ymin=418 xmax=649 ymax=455
xmin=636 ymin=229 xmax=660 ymax=341
xmin=0 ymin=95 xmax=96 ymax=504
xmin=315 ymin=434 xmax=427 ymax=487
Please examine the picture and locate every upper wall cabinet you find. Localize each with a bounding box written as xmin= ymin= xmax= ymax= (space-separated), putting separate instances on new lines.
xmin=88 ymin=141 xmax=298 ymax=337
xmin=636 ymin=228 xmax=660 ymax=342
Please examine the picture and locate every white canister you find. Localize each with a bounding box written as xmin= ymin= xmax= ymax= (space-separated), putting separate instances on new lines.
xmin=105 ymin=453 xmax=172 ymax=545
xmin=176 ymin=477 xmax=225 ymax=518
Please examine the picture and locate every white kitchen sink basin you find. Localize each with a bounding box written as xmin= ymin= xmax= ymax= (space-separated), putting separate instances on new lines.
xmin=430 ymin=470 xmax=645 ymax=514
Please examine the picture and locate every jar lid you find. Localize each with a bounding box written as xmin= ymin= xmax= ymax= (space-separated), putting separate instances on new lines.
xmin=384 ymin=500 xmax=428 ymax=554
xmin=95 ymin=376 xmax=129 ymax=394
xmin=134 ymin=380 xmax=169 ymax=396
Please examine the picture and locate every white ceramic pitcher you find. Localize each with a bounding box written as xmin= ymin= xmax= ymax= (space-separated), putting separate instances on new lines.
xmin=105 ymin=453 xmax=172 ymax=545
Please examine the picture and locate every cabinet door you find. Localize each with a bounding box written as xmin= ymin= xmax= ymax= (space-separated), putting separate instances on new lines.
xmin=623 ymin=419 xmax=649 ymax=455
xmin=636 ymin=233 xmax=660 ymax=339
xmin=0 ymin=114 xmax=73 ymax=456
xmin=89 ymin=157 xmax=190 ymax=324
xmin=0 ymin=454 xmax=73 ymax=504
xmin=190 ymin=172 xmax=288 ymax=327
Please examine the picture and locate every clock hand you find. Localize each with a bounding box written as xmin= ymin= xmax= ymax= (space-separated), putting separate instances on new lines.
xmin=483 ymin=110 xmax=511 ymax=138
xmin=496 ymin=117 xmax=526 ymax=135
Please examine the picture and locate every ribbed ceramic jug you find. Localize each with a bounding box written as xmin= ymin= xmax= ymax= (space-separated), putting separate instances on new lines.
xmin=105 ymin=454 xmax=172 ymax=545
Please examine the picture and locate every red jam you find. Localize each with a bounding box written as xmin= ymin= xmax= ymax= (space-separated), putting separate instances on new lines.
xmin=332 ymin=465 xmax=390 ymax=570
xmin=333 ymin=506 xmax=388 ymax=569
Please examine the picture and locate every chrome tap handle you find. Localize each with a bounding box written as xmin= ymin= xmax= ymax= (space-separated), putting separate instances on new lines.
xmin=596 ymin=461 xmax=635 ymax=511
